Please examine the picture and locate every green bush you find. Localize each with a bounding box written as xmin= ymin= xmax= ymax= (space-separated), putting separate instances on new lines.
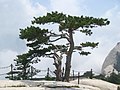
xmin=45 ymin=76 xmax=55 ymax=81
xmin=106 ymin=72 xmax=120 ymax=84
xmin=94 ymin=72 xmax=120 ymax=84
xmin=81 ymin=71 xmax=94 ymax=79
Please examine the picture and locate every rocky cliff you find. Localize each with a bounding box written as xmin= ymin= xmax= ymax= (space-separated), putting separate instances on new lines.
xmin=101 ymin=42 xmax=120 ymax=76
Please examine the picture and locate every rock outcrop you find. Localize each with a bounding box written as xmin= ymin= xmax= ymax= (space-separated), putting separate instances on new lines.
xmin=0 ymin=79 xmax=118 ymax=90
xmin=102 ymin=42 xmax=120 ymax=76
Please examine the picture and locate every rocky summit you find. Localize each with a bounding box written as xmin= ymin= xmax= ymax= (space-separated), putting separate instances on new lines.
xmin=102 ymin=42 xmax=120 ymax=76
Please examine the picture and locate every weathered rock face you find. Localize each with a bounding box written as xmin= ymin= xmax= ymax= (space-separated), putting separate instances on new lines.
xmin=101 ymin=42 xmax=120 ymax=76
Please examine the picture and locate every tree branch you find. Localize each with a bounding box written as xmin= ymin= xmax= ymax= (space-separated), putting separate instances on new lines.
xmin=74 ymin=46 xmax=82 ymax=51
xmin=49 ymin=32 xmax=61 ymax=37
xmin=49 ymin=37 xmax=62 ymax=42
xmin=49 ymin=35 xmax=70 ymax=42
xmin=49 ymin=31 xmax=70 ymax=42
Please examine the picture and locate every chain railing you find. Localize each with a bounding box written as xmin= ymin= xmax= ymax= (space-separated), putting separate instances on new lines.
xmin=0 ymin=65 xmax=11 ymax=76
xmin=0 ymin=64 xmax=100 ymax=82
xmin=0 ymin=65 xmax=11 ymax=69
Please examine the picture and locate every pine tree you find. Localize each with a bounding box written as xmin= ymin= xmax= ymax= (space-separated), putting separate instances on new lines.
xmin=13 ymin=53 xmax=40 ymax=80
xmin=20 ymin=11 xmax=110 ymax=81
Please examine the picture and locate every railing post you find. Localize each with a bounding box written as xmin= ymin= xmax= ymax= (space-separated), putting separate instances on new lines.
xmin=73 ymin=70 xmax=74 ymax=80
xmin=117 ymin=86 xmax=120 ymax=90
xmin=10 ymin=64 xmax=13 ymax=80
xmin=90 ymin=69 xmax=93 ymax=79
xmin=62 ymin=67 xmax=64 ymax=81
xmin=47 ymin=68 xmax=49 ymax=77
xmin=30 ymin=66 xmax=33 ymax=79
xmin=78 ymin=72 xmax=80 ymax=84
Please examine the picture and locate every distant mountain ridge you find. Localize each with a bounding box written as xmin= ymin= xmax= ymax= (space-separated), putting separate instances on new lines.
xmin=101 ymin=42 xmax=120 ymax=76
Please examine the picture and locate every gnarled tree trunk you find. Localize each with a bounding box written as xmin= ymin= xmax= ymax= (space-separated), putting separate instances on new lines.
xmin=54 ymin=60 xmax=62 ymax=81
xmin=64 ymin=30 xmax=74 ymax=82
xmin=53 ymin=52 xmax=63 ymax=81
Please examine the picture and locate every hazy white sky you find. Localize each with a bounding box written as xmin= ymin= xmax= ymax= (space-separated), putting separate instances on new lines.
xmin=0 ymin=0 xmax=120 ymax=79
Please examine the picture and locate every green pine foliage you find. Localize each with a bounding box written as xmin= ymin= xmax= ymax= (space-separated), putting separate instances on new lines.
xmin=20 ymin=11 xmax=109 ymax=56
xmin=13 ymin=53 xmax=40 ymax=80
